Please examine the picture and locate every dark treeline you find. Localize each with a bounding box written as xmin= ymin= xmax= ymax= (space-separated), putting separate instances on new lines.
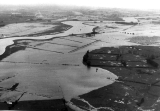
xmin=115 ymin=21 xmax=138 ymax=25
xmin=83 ymin=50 xmax=91 ymax=68
xmin=146 ymin=58 xmax=159 ymax=68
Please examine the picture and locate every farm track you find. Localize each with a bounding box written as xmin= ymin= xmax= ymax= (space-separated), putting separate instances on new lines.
xmin=45 ymin=42 xmax=78 ymax=48
xmin=123 ymin=24 xmax=138 ymax=31
xmin=68 ymin=40 xmax=101 ymax=53
xmin=16 ymin=45 xmax=64 ymax=54
xmin=70 ymin=35 xmax=108 ymax=43
xmin=59 ymin=37 xmax=83 ymax=43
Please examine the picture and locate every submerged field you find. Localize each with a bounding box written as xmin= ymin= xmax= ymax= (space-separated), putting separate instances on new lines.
xmin=128 ymin=36 xmax=160 ymax=45
xmin=0 ymin=20 xmax=117 ymax=110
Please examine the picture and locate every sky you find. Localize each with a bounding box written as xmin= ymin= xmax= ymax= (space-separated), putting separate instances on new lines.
xmin=1 ymin=0 xmax=160 ymax=10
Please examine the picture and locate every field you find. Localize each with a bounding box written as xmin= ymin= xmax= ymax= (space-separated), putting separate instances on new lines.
xmin=0 ymin=13 xmax=34 ymax=25
xmin=71 ymin=46 xmax=160 ymax=111
xmin=128 ymin=36 xmax=160 ymax=45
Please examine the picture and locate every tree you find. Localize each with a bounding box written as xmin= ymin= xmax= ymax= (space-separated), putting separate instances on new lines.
xmin=121 ymin=60 xmax=127 ymax=67
xmin=83 ymin=50 xmax=89 ymax=63
xmin=146 ymin=58 xmax=158 ymax=68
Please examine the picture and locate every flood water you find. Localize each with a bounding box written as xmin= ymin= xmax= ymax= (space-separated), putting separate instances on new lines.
xmin=0 ymin=21 xmax=118 ymax=102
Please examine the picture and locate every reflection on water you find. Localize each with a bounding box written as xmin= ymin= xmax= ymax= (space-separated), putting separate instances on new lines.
xmin=56 ymin=63 xmax=118 ymax=100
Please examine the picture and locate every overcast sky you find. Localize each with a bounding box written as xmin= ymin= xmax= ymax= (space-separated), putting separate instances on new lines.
xmin=1 ymin=0 xmax=160 ymax=10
